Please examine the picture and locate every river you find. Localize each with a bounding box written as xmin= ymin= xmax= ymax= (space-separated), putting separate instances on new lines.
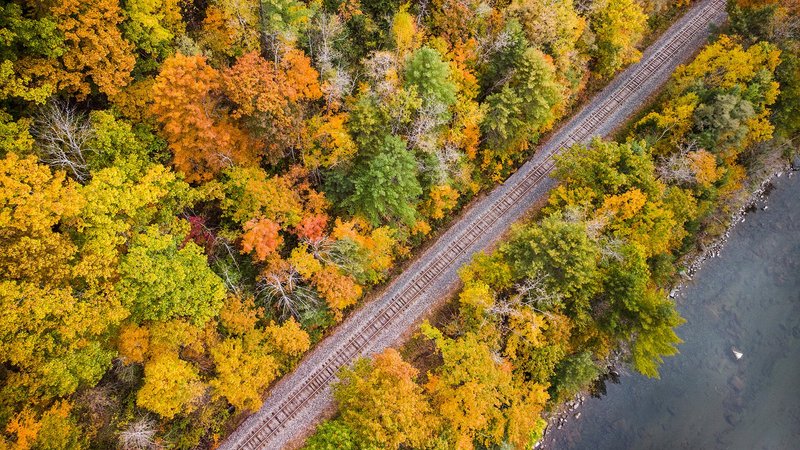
xmin=544 ymin=170 xmax=800 ymax=450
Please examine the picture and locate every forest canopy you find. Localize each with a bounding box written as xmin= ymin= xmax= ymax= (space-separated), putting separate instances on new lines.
xmin=1 ymin=0 xmax=798 ymax=449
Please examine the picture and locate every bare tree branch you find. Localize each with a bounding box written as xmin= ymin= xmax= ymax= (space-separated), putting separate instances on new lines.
xmin=257 ymin=266 xmax=320 ymax=320
xmin=119 ymin=417 xmax=158 ymax=450
xmin=32 ymin=100 xmax=94 ymax=182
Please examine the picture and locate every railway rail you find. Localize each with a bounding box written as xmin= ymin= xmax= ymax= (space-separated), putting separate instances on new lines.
xmin=221 ymin=0 xmax=728 ymax=448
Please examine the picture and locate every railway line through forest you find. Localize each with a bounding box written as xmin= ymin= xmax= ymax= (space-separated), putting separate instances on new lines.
xmin=220 ymin=0 xmax=728 ymax=448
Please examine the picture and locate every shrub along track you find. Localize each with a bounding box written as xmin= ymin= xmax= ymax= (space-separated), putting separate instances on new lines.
xmin=221 ymin=1 xmax=728 ymax=448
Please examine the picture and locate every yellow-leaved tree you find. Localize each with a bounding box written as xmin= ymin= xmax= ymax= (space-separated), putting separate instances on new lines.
xmin=333 ymin=349 xmax=439 ymax=449
xmin=590 ymin=0 xmax=648 ymax=77
xmin=136 ymin=353 xmax=204 ymax=419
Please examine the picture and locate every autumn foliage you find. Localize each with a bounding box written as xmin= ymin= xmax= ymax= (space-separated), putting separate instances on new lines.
xmin=223 ymin=50 xmax=322 ymax=161
xmin=241 ymin=218 xmax=283 ymax=261
xmin=1 ymin=0 xmax=797 ymax=448
xmin=152 ymin=54 xmax=256 ymax=182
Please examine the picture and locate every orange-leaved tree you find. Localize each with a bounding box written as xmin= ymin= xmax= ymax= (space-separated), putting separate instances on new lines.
xmin=151 ymin=53 xmax=256 ymax=182
xmin=222 ymin=49 xmax=322 ymax=162
xmin=241 ymin=217 xmax=283 ymax=261
xmin=313 ymin=265 xmax=363 ymax=317
xmin=19 ymin=0 xmax=136 ymax=99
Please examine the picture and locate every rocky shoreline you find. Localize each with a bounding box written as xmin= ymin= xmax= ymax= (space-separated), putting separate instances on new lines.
xmin=540 ymin=394 xmax=588 ymax=445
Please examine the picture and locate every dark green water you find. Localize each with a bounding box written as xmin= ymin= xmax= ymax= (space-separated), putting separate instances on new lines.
xmin=545 ymin=172 xmax=800 ymax=450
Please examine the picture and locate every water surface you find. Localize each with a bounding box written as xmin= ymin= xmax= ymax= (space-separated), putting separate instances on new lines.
xmin=546 ymin=172 xmax=800 ymax=450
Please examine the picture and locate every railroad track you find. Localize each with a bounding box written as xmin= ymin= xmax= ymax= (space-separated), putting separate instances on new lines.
xmin=221 ymin=1 xmax=728 ymax=448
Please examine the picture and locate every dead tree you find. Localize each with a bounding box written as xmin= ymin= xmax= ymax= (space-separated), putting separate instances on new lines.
xmin=257 ymin=266 xmax=320 ymax=319
xmin=32 ymin=100 xmax=94 ymax=182
xmin=407 ymin=98 xmax=449 ymax=153
xmin=656 ymin=141 xmax=701 ymax=185
xmin=119 ymin=417 xmax=158 ymax=450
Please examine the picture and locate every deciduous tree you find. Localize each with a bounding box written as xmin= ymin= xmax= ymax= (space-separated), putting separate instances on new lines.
xmin=422 ymin=324 xmax=514 ymax=449
xmin=0 ymin=111 xmax=34 ymax=155
xmin=31 ymin=100 xmax=94 ymax=182
xmin=590 ymin=0 xmax=648 ymax=78
xmin=551 ymin=139 xmax=660 ymax=204
xmin=304 ymin=419 xmax=360 ymax=450
xmin=210 ymin=333 xmax=279 ymax=411
xmin=223 ymin=50 xmax=322 ymax=161
xmin=288 ymin=245 xmax=323 ymax=279
xmin=121 ymin=0 xmax=184 ymax=61
xmin=392 ymin=5 xmax=420 ymax=58
xmin=637 ymin=36 xmax=781 ymax=159
xmin=423 ymin=184 xmax=460 ymax=221
xmin=0 ymin=3 xmax=64 ymax=103
xmin=295 ymin=214 xmax=328 ymax=245
xmin=0 ymin=280 xmax=124 ymax=410
xmin=630 ymin=289 xmax=684 ymax=378
xmin=136 ymin=353 xmax=204 ymax=419
xmin=241 ymin=217 xmax=283 ymax=261
xmin=33 ymin=0 xmax=136 ymax=98
xmin=118 ymin=323 xmax=150 ymax=365
xmin=258 ymin=255 xmax=321 ymax=319
xmin=86 ymin=110 xmax=151 ymax=172
xmin=5 ymin=401 xmax=87 ymax=450
xmin=507 ymin=0 xmax=586 ymax=76
xmin=328 ymin=219 xmax=397 ymax=284
xmin=71 ymin=162 xmax=193 ymax=284
xmin=0 ymin=153 xmax=126 ymax=415
xmin=313 ymin=265 xmax=362 ymax=315
xmin=218 ymin=295 xmax=262 ymax=337
xmin=151 ymin=54 xmax=255 ymax=182
xmin=199 ymin=0 xmax=260 ymax=57
xmin=118 ymin=227 xmax=226 ymax=325
xmin=265 ymin=317 xmax=311 ymax=363
xmin=218 ymin=166 xmax=306 ymax=226
xmin=0 ymin=153 xmax=81 ymax=285
xmin=334 ymin=349 xmax=438 ymax=449
xmin=304 ymin=114 xmax=357 ymax=169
